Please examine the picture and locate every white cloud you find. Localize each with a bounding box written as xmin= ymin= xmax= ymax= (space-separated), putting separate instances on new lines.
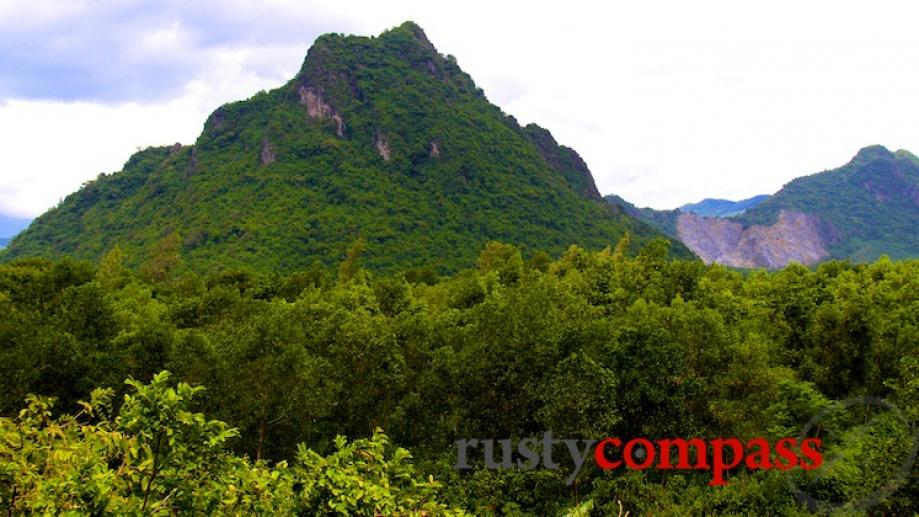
xmin=0 ymin=99 xmax=191 ymax=217
xmin=2 ymin=0 xmax=919 ymax=218
xmin=0 ymin=55 xmax=290 ymax=217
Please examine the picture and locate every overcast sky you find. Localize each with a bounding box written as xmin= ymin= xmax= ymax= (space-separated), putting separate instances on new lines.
xmin=2 ymin=0 xmax=919 ymax=219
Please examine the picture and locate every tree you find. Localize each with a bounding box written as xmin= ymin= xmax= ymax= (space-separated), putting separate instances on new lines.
xmin=338 ymin=238 xmax=367 ymax=282
xmin=0 ymin=372 xmax=466 ymax=515
xmin=477 ymin=241 xmax=523 ymax=285
xmin=139 ymin=232 xmax=183 ymax=283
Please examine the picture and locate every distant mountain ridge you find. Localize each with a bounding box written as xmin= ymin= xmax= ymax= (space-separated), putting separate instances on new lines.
xmin=680 ymin=195 xmax=769 ymax=217
xmin=604 ymin=193 xmax=770 ymax=240
xmin=609 ymin=146 xmax=919 ymax=267
xmin=4 ymin=22 xmax=685 ymax=272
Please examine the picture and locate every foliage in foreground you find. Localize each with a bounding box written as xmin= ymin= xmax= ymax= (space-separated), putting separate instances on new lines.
xmin=0 ymin=372 xmax=464 ymax=515
xmin=0 ymin=239 xmax=918 ymax=514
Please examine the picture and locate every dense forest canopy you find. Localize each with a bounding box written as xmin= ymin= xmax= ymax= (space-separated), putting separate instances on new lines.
xmin=1 ymin=238 xmax=917 ymax=515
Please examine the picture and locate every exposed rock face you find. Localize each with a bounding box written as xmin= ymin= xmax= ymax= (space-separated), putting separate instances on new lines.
xmin=677 ymin=210 xmax=830 ymax=268
xmin=676 ymin=214 xmax=744 ymax=264
xmin=259 ymin=138 xmax=276 ymax=165
xmin=298 ymin=85 xmax=345 ymax=137
xmin=375 ymin=133 xmax=391 ymax=161
xmin=611 ymin=145 xmax=919 ymax=266
xmin=430 ymin=141 xmax=440 ymax=158
xmin=210 ymin=109 xmax=226 ymax=131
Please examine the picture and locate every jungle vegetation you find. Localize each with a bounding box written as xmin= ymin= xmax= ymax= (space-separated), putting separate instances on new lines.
xmin=1 ymin=238 xmax=917 ymax=515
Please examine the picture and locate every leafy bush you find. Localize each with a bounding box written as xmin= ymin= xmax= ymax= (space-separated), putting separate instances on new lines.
xmin=0 ymin=372 xmax=465 ymax=515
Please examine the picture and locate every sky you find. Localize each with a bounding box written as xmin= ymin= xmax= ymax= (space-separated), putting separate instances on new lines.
xmin=2 ymin=0 xmax=919 ymax=220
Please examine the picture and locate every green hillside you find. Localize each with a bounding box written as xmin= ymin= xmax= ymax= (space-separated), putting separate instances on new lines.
xmin=738 ymin=145 xmax=919 ymax=261
xmin=3 ymin=22 xmax=684 ymax=273
xmin=608 ymin=146 xmax=919 ymax=266
xmin=604 ymin=194 xmax=680 ymax=239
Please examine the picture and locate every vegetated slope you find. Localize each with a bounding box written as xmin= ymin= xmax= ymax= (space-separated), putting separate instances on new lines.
xmin=4 ymin=22 xmax=684 ymax=273
xmin=734 ymin=146 xmax=919 ymax=262
xmin=679 ymin=194 xmax=769 ymax=217
xmin=604 ymin=194 xmax=680 ymax=239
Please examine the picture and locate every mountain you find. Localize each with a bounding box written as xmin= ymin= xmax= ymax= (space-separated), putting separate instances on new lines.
xmin=3 ymin=22 xmax=685 ymax=273
xmin=0 ymin=238 xmax=8 ymax=249
xmin=604 ymin=194 xmax=679 ymax=239
xmin=679 ymin=195 xmax=769 ymax=217
xmin=603 ymin=193 xmax=770 ymax=240
xmin=644 ymin=146 xmax=919 ymax=267
xmin=608 ymin=146 xmax=919 ymax=268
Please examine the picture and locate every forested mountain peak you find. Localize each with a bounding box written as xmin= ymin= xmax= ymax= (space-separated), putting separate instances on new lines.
xmin=4 ymin=22 xmax=685 ymax=272
xmin=851 ymin=144 xmax=895 ymax=164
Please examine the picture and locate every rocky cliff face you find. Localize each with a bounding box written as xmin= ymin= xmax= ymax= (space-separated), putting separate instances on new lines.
xmin=735 ymin=146 xmax=919 ymax=263
xmin=613 ymin=145 xmax=919 ymax=268
xmin=677 ymin=210 xmax=831 ymax=268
